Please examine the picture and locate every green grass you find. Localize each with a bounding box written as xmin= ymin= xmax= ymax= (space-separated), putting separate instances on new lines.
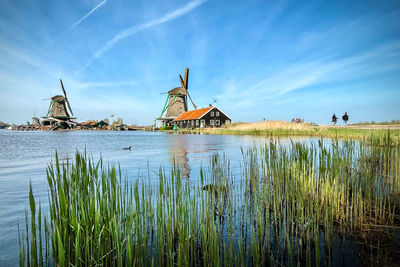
xmin=20 ymin=132 xmax=400 ymax=266
xmin=351 ymin=120 xmax=400 ymax=125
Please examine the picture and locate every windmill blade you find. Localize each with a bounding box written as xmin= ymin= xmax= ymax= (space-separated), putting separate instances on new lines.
xmin=184 ymin=67 xmax=189 ymax=89
xmin=65 ymin=98 xmax=74 ymax=116
xmin=60 ymin=79 xmax=74 ymax=116
xmin=60 ymin=79 xmax=67 ymax=98
xmin=179 ymin=74 xmax=185 ymax=89
xmin=187 ymin=91 xmax=197 ymax=110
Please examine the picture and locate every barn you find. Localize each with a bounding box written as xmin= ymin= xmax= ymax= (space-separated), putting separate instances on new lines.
xmin=174 ymin=105 xmax=231 ymax=128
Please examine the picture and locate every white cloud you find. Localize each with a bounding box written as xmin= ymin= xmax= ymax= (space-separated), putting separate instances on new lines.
xmin=71 ymin=0 xmax=107 ymax=29
xmin=85 ymin=0 xmax=207 ymax=68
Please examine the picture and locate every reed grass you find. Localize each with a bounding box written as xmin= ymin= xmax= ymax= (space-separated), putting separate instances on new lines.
xmin=20 ymin=132 xmax=400 ymax=266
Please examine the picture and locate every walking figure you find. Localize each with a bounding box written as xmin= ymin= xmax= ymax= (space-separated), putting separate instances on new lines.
xmin=342 ymin=112 xmax=349 ymax=126
xmin=332 ymin=114 xmax=338 ymax=126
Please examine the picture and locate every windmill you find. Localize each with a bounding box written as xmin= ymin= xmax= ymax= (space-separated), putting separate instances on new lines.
xmin=166 ymin=67 xmax=197 ymax=117
xmin=157 ymin=67 xmax=196 ymax=125
xmin=41 ymin=79 xmax=77 ymax=129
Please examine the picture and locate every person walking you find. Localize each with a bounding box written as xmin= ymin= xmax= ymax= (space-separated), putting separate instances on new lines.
xmin=342 ymin=112 xmax=349 ymax=126
xmin=332 ymin=114 xmax=338 ymax=126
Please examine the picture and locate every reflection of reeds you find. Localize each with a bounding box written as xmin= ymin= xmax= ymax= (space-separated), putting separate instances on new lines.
xmin=20 ymin=133 xmax=400 ymax=266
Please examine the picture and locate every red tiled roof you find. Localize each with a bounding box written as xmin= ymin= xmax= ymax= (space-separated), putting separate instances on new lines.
xmin=80 ymin=121 xmax=98 ymax=126
xmin=174 ymin=107 xmax=212 ymax=121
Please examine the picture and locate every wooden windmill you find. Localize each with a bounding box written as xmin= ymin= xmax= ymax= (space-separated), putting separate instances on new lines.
xmin=41 ymin=79 xmax=77 ymax=129
xmin=165 ymin=67 xmax=197 ymax=118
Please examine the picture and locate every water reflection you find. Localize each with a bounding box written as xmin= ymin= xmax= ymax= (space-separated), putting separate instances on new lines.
xmin=167 ymin=133 xmax=191 ymax=179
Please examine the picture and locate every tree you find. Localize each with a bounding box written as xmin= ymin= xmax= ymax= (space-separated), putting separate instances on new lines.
xmin=113 ymin=117 xmax=124 ymax=125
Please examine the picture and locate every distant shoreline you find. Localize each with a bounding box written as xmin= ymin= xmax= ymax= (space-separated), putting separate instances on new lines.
xmin=3 ymin=122 xmax=400 ymax=139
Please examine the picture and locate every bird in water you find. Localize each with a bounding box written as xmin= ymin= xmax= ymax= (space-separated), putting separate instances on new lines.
xmin=123 ymin=146 xmax=131 ymax=150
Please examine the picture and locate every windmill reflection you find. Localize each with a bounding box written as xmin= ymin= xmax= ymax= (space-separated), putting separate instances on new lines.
xmin=167 ymin=134 xmax=190 ymax=179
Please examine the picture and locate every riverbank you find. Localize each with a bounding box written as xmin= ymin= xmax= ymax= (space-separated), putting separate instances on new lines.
xmin=196 ymin=121 xmax=400 ymax=140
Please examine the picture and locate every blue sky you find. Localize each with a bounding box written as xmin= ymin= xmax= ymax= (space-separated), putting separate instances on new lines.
xmin=0 ymin=0 xmax=399 ymax=125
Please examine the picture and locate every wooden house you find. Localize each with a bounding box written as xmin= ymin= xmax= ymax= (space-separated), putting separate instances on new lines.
xmin=174 ymin=105 xmax=231 ymax=128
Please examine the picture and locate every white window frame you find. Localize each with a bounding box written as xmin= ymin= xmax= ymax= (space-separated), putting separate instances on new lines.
xmin=211 ymin=111 xmax=214 ymax=117
xmin=200 ymin=119 xmax=205 ymax=127
xmin=196 ymin=120 xmax=199 ymax=126
xmin=216 ymin=111 xmax=220 ymax=117
xmin=191 ymin=120 xmax=195 ymax=126
xmin=215 ymin=120 xmax=220 ymax=126
xmin=210 ymin=120 xmax=214 ymax=126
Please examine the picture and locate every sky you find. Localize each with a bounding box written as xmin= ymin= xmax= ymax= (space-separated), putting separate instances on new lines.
xmin=0 ymin=0 xmax=399 ymax=125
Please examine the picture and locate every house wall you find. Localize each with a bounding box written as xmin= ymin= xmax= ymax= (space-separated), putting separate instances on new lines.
xmin=200 ymin=108 xmax=231 ymax=128
xmin=175 ymin=107 xmax=231 ymax=128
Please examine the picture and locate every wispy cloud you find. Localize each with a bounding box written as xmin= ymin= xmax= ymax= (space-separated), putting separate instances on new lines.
xmin=71 ymin=0 xmax=107 ymax=29
xmin=84 ymin=0 xmax=206 ymax=68
xmin=217 ymin=40 xmax=400 ymax=108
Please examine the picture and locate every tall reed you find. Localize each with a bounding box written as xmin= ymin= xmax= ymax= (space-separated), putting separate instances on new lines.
xmin=20 ymin=132 xmax=400 ymax=266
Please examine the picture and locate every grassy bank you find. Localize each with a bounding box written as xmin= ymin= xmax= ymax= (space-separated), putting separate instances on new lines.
xmin=21 ymin=133 xmax=400 ymax=266
xmin=200 ymin=120 xmax=400 ymax=140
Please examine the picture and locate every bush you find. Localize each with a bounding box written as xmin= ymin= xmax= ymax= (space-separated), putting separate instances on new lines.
xmin=160 ymin=126 xmax=174 ymax=130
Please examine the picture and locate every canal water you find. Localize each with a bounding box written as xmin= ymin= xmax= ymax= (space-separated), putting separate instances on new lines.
xmin=1 ymin=130 xmax=305 ymax=265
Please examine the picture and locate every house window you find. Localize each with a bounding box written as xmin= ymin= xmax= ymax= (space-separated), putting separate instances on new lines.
xmin=191 ymin=120 xmax=195 ymax=126
xmin=225 ymin=120 xmax=230 ymax=124
xmin=216 ymin=111 xmax=220 ymax=117
xmin=215 ymin=120 xmax=220 ymax=126
xmin=196 ymin=120 xmax=199 ymax=126
xmin=210 ymin=120 xmax=214 ymax=126
xmin=200 ymin=120 xmax=205 ymax=127
xmin=211 ymin=111 xmax=214 ymax=117
xmin=180 ymin=122 xmax=182 ymax=127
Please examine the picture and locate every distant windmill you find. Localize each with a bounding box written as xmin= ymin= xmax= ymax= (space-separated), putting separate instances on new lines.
xmin=41 ymin=79 xmax=77 ymax=129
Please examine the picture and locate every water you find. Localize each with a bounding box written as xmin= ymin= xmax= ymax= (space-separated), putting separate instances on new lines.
xmin=0 ymin=130 xmax=303 ymax=265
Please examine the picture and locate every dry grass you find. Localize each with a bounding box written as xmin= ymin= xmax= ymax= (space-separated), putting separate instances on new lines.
xmin=197 ymin=120 xmax=400 ymax=140
xmin=227 ymin=120 xmax=313 ymax=131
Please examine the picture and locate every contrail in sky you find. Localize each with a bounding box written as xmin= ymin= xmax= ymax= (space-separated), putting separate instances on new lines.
xmin=92 ymin=0 xmax=207 ymax=60
xmin=71 ymin=0 xmax=107 ymax=28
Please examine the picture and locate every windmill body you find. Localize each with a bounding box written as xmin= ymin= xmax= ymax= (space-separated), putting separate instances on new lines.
xmin=47 ymin=95 xmax=71 ymax=119
xmin=165 ymin=86 xmax=188 ymax=118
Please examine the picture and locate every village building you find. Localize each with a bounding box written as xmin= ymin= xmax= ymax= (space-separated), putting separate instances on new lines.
xmin=174 ymin=105 xmax=231 ymax=128
xmin=157 ymin=67 xmax=232 ymax=129
xmin=79 ymin=120 xmax=109 ymax=129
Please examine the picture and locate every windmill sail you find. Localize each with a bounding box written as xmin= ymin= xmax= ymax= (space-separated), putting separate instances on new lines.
xmin=60 ymin=79 xmax=74 ymax=116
